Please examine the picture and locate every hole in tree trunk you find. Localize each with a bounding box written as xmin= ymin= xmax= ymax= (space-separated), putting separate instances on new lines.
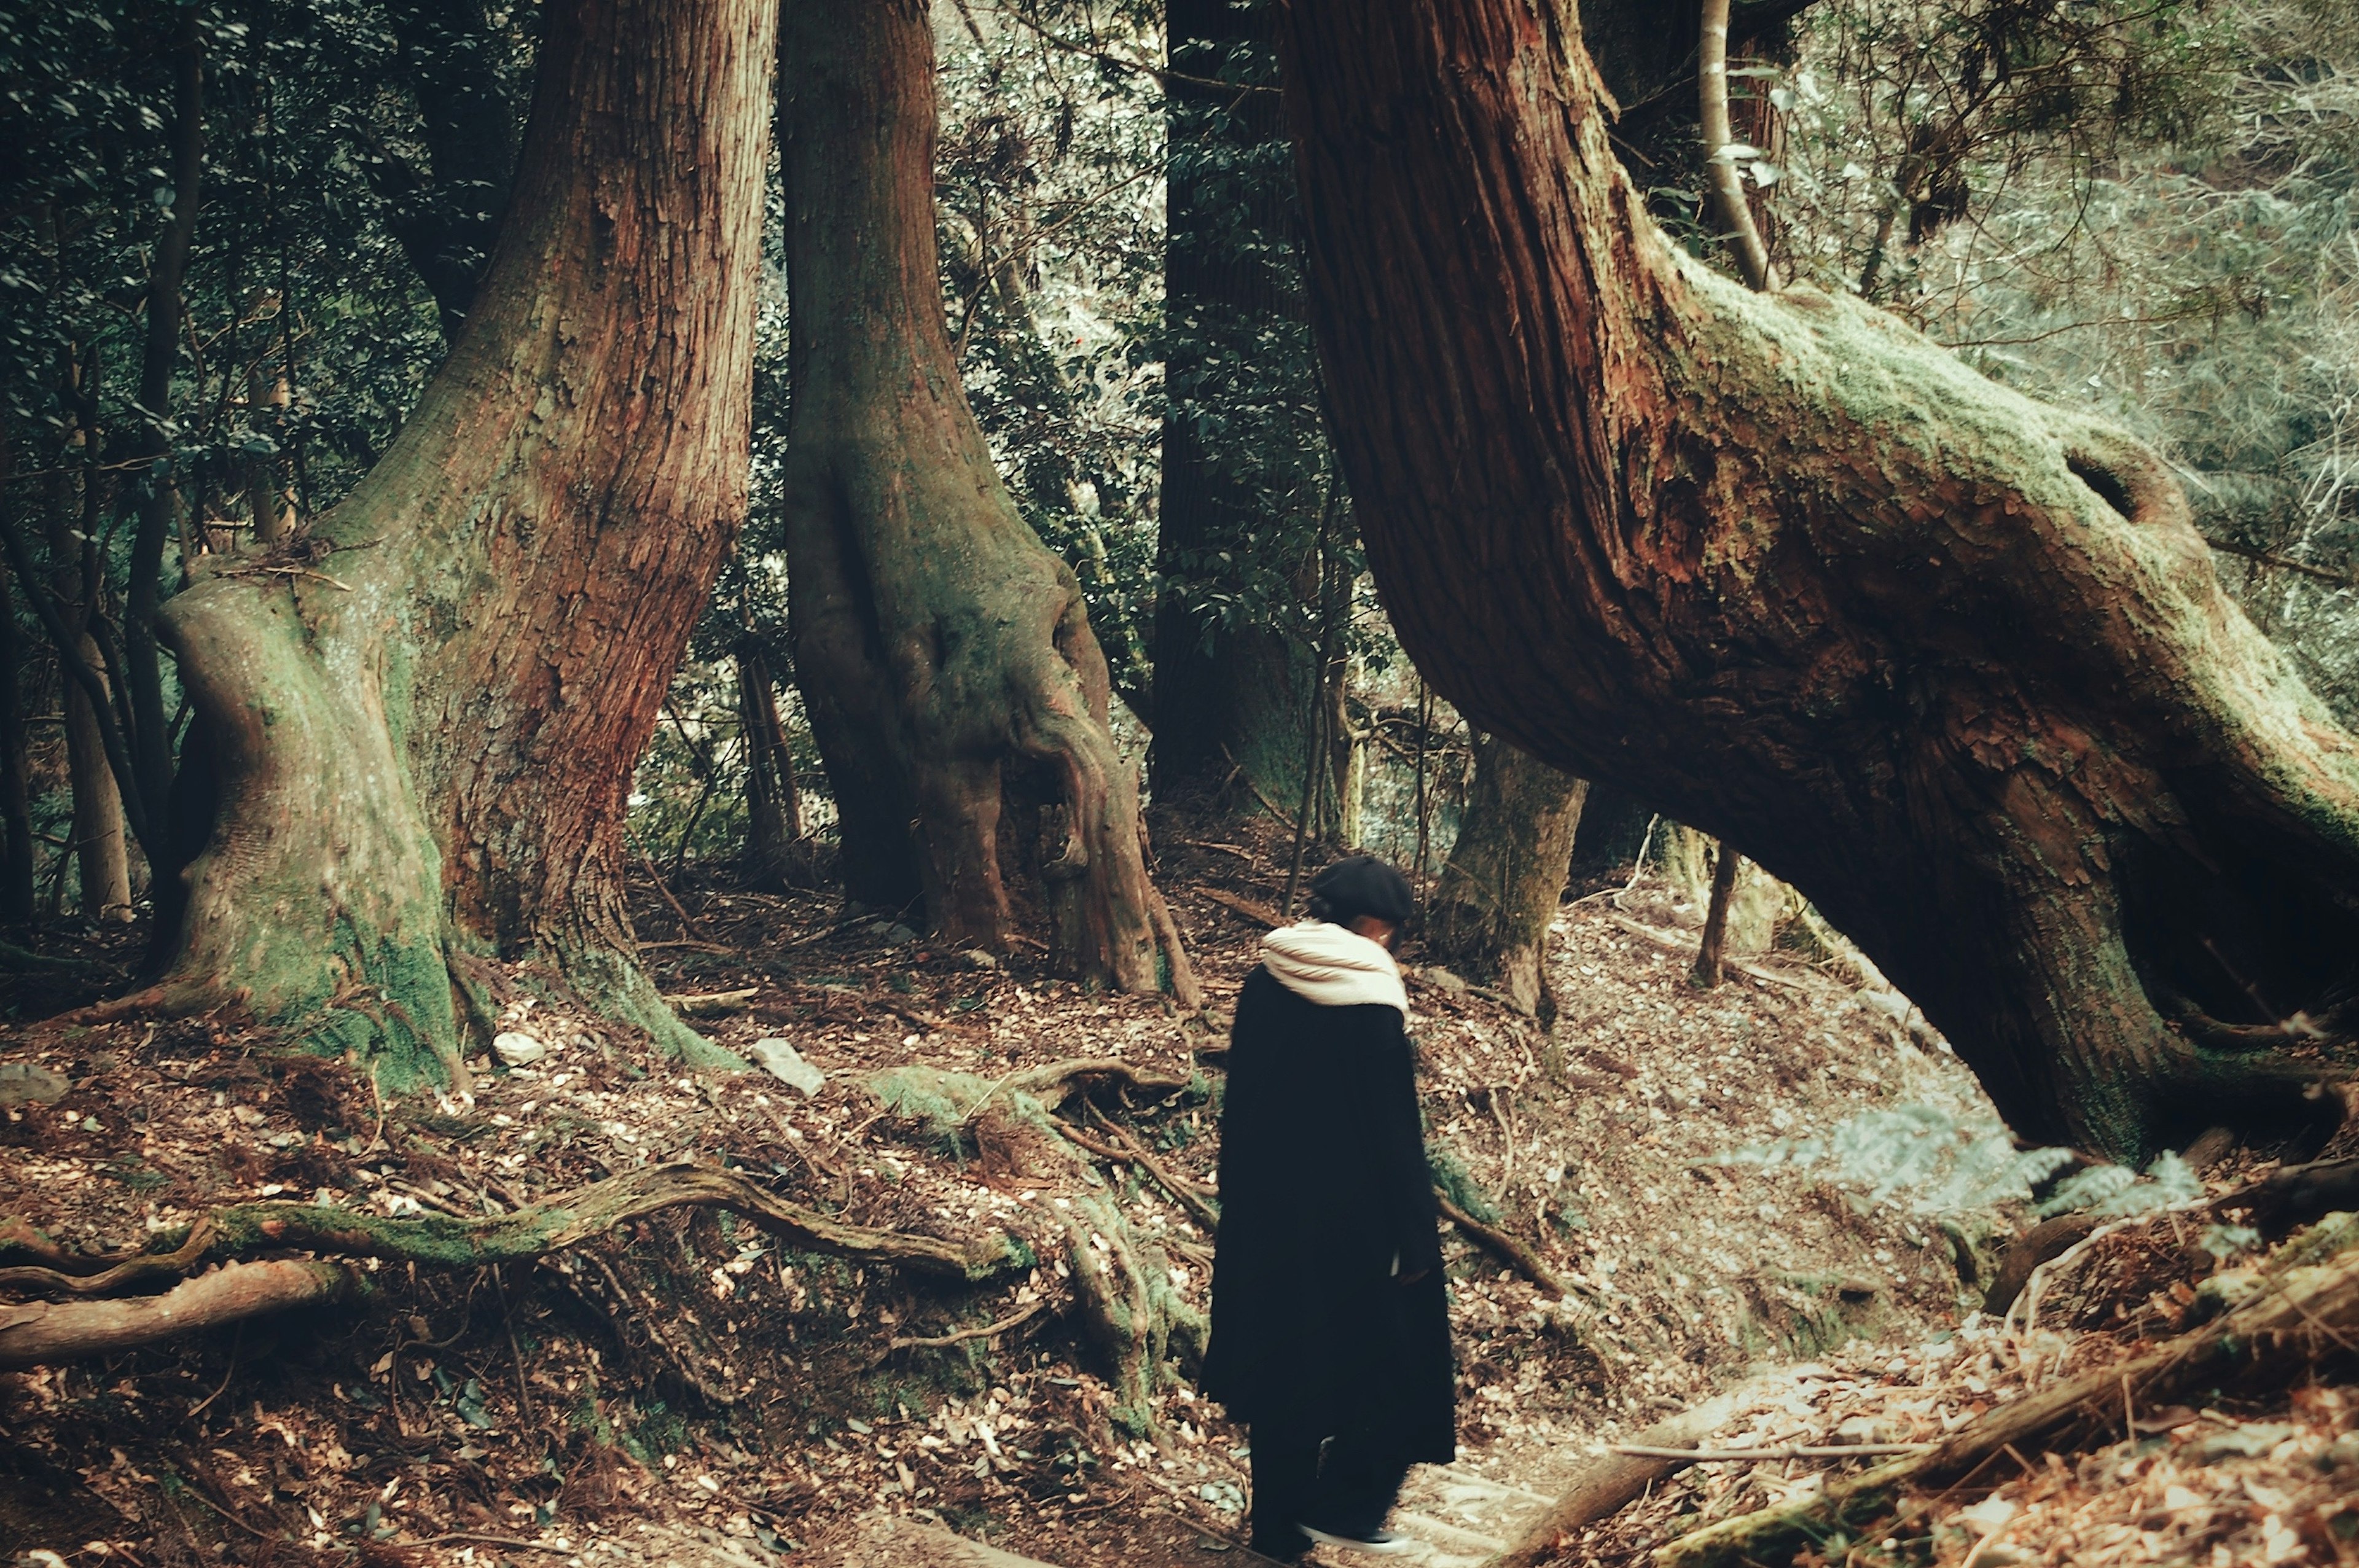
xmin=2065 ymin=453 xmax=2139 ymax=521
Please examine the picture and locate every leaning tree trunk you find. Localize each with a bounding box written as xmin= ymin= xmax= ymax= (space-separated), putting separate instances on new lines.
xmin=1277 ymin=0 xmax=2359 ymax=1159
xmin=130 ymin=0 xmax=773 ymax=1082
xmin=1427 ymin=733 xmax=1587 ymax=1020
xmin=778 ymin=0 xmax=1196 ymax=1003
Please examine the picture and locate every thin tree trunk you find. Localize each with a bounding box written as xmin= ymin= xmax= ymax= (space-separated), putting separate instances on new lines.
xmin=1428 ymin=733 xmax=1588 ymax=1019
xmin=1699 ymin=0 xmax=1777 ymax=291
xmin=1277 ymin=0 xmax=2359 ymax=1158
xmin=43 ymin=454 xmax=132 ymax=926
xmin=779 ymin=0 xmax=1196 ymax=1003
xmin=119 ymin=0 xmax=776 ymax=1081
xmin=737 ymin=643 xmax=804 ymax=892
xmin=0 ymin=482 xmax=33 ymax=924
xmin=1692 ymin=840 xmax=1741 ymax=987
xmin=123 ymin=6 xmax=205 ymax=947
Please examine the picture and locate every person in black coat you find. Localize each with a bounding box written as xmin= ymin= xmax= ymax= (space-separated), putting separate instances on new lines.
xmin=1204 ymin=856 xmax=1456 ymax=1561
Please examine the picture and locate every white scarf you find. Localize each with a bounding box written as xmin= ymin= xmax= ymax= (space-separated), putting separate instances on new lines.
xmin=1260 ymin=921 xmax=1410 ymax=1017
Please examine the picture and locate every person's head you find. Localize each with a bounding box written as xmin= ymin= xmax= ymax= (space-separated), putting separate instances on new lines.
xmin=1307 ymin=855 xmax=1415 ymax=950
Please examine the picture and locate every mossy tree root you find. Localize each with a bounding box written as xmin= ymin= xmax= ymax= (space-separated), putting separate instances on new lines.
xmin=869 ymin=1063 xmax=1207 ymax=1434
xmin=0 ymin=1161 xmax=1023 ymax=1367
xmin=1653 ymin=1219 xmax=2359 ymax=1568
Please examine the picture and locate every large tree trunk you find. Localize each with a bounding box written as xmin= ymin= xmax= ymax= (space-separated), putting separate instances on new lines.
xmin=1277 ymin=0 xmax=2359 ymax=1160
xmin=129 ymin=0 xmax=773 ymax=1081
xmin=778 ymin=0 xmax=1195 ymax=1002
xmin=1150 ymin=0 xmax=1318 ymax=807
xmin=1427 ymin=734 xmax=1586 ymax=1019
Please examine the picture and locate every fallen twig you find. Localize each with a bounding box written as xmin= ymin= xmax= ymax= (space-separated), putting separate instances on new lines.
xmin=1487 ymin=1391 xmax=1748 ymax=1568
xmin=1201 ymin=887 xmax=1286 ymax=929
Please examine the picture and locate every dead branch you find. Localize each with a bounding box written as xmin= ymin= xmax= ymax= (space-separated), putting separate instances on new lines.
xmin=1981 ymin=1212 xmax=2102 ymax=1316
xmin=1611 ymin=1442 xmax=1931 ymax=1461
xmin=889 ymin=1296 xmax=1050 ymax=1351
xmin=1200 ymin=887 xmax=1285 ymax=929
xmin=1653 ymin=1226 xmax=2359 ymax=1567
xmin=0 ymin=1260 xmax=357 ymax=1371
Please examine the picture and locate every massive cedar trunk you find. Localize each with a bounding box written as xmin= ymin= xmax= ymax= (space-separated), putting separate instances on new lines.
xmin=778 ymin=0 xmax=1196 ymax=1002
xmin=1150 ymin=0 xmax=1315 ymax=805
xmin=1428 ymin=735 xmax=1587 ymax=1020
xmin=136 ymin=0 xmax=773 ymax=1080
xmin=1277 ymin=0 xmax=2359 ymax=1159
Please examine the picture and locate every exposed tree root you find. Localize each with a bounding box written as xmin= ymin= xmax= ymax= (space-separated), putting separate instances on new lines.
xmin=869 ymin=1063 xmax=1207 ymax=1435
xmin=0 ymin=1161 xmax=1023 ymax=1367
xmin=1438 ymin=1195 xmax=1588 ymax=1300
xmin=1654 ymin=1217 xmax=2359 ymax=1567
xmin=1980 ymin=1212 xmax=2102 ymax=1317
xmin=0 ymin=1260 xmax=359 ymax=1371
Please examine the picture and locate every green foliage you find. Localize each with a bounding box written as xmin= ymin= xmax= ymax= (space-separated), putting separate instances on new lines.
xmin=1710 ymin=1104 xmax=2071 ymax=1215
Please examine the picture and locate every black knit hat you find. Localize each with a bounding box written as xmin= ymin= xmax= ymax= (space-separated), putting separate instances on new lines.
xmin=1307 ymin=854 xmax=1416 ymax=927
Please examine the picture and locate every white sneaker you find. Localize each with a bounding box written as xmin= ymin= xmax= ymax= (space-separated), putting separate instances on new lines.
xmin=1296 ymin=1520 xmax=1412 ymax=1556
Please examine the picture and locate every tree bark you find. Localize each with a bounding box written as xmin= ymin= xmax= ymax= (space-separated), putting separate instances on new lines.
xmin=131 ymin=0 xmax=774 ymax=1081
xmin=1277 ymin=0 xmax=2359 ymax=1159
xmin=1151 ymin=0 xmax=1319 ymax=806
xmin=1427 ymin=733 xmax=1587 ymax=1019
xmin=779 ymin=0 xmax=1196 ymax=1003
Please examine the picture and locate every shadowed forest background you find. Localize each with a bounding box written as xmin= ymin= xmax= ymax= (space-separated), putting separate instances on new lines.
xmin=6 ymin=1 xmax=2359 ymax=1565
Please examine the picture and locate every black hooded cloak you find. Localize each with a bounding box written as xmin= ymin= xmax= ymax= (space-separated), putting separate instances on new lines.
xmin=1202 ymin=966 xmax=1457 ymax=1462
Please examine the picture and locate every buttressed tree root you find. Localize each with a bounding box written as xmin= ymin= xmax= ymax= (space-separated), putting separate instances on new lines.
xmin=0 ymin=1161 xmax=1022 ymax=1371
xmin=1275 ymin=0 xmax=2359 ymax=1160
xmin=1650 ymin=1214 xmax=2359 ymax=1568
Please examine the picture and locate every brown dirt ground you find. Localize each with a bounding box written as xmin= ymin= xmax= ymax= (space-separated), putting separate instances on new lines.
xmin=0 ymin=816 xmax=2350 ymax=1568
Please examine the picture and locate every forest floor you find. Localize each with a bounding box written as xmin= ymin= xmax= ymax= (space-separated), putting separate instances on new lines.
xmin=0 ymin=815 xmax=2353 ymax=1568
